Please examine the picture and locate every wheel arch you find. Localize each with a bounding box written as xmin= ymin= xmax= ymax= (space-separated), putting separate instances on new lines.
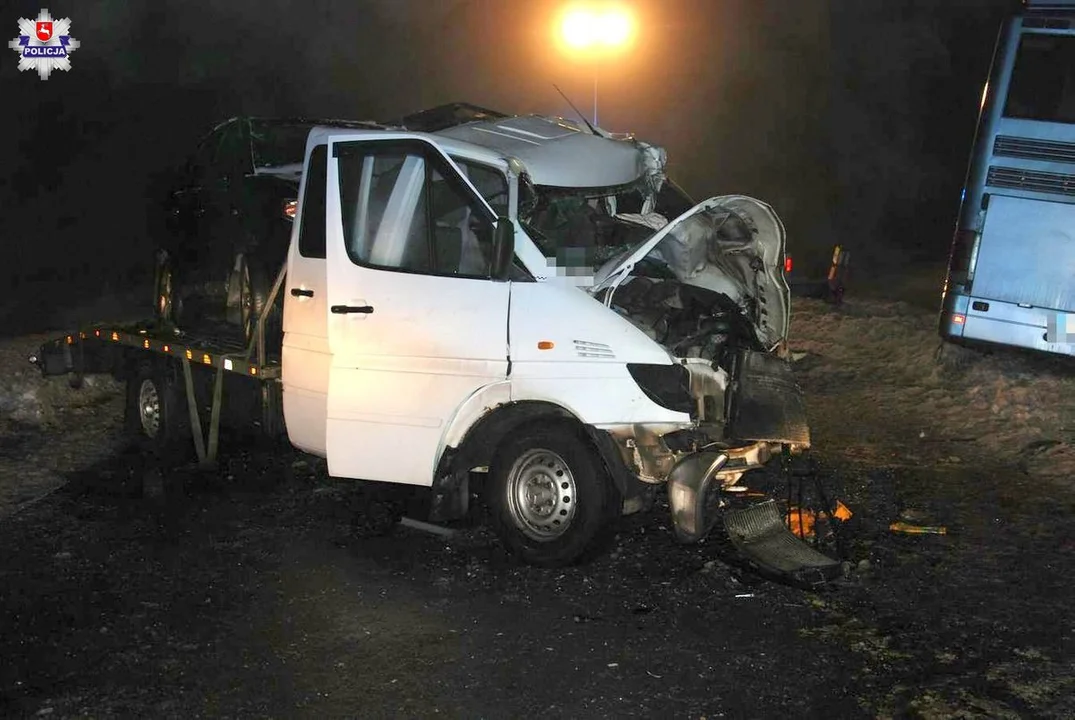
xmin=435 ymin=396 xmax=634 ymax=498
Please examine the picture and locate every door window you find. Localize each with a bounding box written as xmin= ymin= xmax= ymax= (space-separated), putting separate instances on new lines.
xmin=336 ymin=143 xmax=497 ymax=278
xmin=298 ymin=145 xmax=328 ymax=259
xmin=456 ymin=160 xmax=510 ymax=217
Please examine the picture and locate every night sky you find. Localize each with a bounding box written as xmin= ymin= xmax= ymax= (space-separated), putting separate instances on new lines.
xmin=0 ymin=0 xmax=1018 ymax=310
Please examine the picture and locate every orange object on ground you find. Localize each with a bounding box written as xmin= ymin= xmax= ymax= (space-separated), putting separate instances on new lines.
xmin=785 ymin=501 xmax=853 ymax=539
xmin=787 ymin=508 xmax=816 ymax=538
xmin=833 ymin=500 xmax=853 ymax=521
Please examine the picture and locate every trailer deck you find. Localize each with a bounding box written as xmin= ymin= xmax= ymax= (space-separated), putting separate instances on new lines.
xmin=32 ymin=318 xmax=284 ymax=469
xmin=41 ymin=323 xmax=280 ymax=381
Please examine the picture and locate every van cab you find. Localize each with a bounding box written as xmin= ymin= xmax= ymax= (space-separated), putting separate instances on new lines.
xmin=281 ymin=127 xmax=809 ymax=565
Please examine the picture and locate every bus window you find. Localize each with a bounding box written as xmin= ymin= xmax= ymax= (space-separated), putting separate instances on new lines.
xmin=1003 ymin=33 xmax=1075 ymax=124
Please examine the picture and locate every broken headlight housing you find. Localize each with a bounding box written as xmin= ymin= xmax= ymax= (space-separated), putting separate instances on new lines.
xmin=626 ymin=362 xmax=693 ymax=416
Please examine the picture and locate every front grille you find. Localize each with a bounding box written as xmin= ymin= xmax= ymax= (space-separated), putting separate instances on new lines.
xmin=986 ymin=165 xmax=1075 ymax=197
xmin=994 ymin=135 xmax=1075 ymax=164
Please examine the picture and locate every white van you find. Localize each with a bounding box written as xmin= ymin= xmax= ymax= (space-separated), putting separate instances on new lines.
xmin=280 ymin=127 xmax=808 ymax=565
xmin=37 ymin=122 xmax=808 ymax=567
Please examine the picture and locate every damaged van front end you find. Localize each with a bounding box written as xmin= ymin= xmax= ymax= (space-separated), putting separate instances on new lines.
xmin=588 ymin=195 xmax=810 ymax=543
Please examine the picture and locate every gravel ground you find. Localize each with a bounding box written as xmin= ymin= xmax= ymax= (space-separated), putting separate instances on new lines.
xmin=1 ymin=269 xmax=1074 ymax=717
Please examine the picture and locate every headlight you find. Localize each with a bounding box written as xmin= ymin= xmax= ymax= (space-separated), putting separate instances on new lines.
xmin=626 ymin=363 xmax=693 ymax=415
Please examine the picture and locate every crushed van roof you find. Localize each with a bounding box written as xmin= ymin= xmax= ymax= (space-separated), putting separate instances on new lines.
xmin=434 ymin=114 xmax=651 ymax=190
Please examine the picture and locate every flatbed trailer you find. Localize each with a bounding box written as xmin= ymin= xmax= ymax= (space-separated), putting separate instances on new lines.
xmin=32 ymin=266 xmax=288 ymax=466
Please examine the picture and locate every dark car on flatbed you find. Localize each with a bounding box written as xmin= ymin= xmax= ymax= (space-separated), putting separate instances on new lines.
xmin=156 ymin=116 xmax=383 ymax=340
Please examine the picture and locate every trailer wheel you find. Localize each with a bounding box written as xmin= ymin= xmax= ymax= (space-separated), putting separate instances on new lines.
xmin=487 ymin=422 xmax=618 ymax=567
xmin=125 ymin=361 xmax=189 ymax=456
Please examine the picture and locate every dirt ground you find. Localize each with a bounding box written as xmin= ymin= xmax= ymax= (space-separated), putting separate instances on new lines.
xmin=2 ymin=264 xmax=1074 ymax=718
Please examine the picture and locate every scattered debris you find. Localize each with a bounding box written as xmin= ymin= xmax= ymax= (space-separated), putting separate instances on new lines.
xmin=399 ymin=517 xmax=456 ymax=538
xmin=889 ymin=521 xmax=947 ymax=536
xmin=724 ymin=500 xmax=843 ymax=587
xmin=785 ymin=500 xmax=853 ymax=539
xmin=722 ymin=485 xmax=767 ymax=498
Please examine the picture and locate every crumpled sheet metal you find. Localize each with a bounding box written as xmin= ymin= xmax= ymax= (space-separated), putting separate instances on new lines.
xmin=724 ymin=500 xmax=841 ymax=587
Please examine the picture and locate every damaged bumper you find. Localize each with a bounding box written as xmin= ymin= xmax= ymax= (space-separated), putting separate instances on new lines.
xmin=598 ymin=424 xmax=791 ymax=542
xmin=667 ymin=450 xmax=729 ymax=543
xmin=596 ymin=347 xmax=811 ymax=543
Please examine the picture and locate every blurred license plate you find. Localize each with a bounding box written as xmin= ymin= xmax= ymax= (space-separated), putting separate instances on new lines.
xmin=1045 ymin=312 xmax=1074 ymax=345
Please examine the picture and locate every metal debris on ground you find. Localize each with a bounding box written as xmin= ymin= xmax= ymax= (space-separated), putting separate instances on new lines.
xmin=723 ymin=500 xmax=843 ymax=588
xmin=399 ymin=516 xmax=457 ymax=538
xmin=889 ymin=521 xmax=948 ymax=535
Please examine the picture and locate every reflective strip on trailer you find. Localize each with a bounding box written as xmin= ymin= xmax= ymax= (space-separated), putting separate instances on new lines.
xmin=83 ymin=326 xmax=279 ymax=379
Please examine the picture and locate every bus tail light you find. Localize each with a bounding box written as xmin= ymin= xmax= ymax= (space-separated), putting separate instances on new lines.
xmin=947 ymin=228 xmax=981 ymax=290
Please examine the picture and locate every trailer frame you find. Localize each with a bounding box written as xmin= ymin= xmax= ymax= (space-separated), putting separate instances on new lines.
xmin=32 ymin=264 xmax=289 ymax=467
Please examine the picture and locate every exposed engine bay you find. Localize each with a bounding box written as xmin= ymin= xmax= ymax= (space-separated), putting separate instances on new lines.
xmin=521 ymin=187 xmax=788 ymax=365
xmin=605 ymin=276 xmax=764 ymax=361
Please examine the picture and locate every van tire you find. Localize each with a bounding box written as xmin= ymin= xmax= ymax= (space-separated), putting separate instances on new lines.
xmin=487 ymin=422 xmax=618 ymax=567
xmin=124 ymin=360 xmax=190 ymax=458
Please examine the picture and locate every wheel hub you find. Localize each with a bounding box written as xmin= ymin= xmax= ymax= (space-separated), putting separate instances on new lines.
xmin=506 ymin=448 xmax=577 ymax=541
xmin=138 ymin=379 xmax=161 ymax=438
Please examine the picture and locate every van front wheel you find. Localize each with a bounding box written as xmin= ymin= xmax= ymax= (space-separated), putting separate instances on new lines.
xmin=487 ymin=423 xmax=617 ymax=567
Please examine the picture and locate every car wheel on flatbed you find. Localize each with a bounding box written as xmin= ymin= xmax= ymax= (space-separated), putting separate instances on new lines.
xmin=154 ymin=251 xmax=180 ymax=326
xmin=227 ymin=253 xmax=280 ymax=346
xmin=487 ymin=422 xmax=618 ymax=567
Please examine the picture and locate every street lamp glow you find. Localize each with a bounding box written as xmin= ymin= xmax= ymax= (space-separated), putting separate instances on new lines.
xmin=559 ymin=6 xmax=634 ymax=51
xmin=597 ymin=11 xmax=631 ymax=46
xmin=561 ymin=9 xmax=597 ymax=49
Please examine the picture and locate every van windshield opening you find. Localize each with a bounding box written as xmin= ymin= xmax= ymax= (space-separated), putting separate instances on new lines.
xmin=1004 ymin=32 xmax=1075 ymax=124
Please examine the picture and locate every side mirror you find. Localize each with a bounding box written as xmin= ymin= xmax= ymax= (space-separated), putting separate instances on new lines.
xmin=492 ymin=216 xmax=515 ymax=281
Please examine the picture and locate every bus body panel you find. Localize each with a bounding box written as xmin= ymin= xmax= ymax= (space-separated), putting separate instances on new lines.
xmin=941 ymin=6 xmax=1075 ymax=357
